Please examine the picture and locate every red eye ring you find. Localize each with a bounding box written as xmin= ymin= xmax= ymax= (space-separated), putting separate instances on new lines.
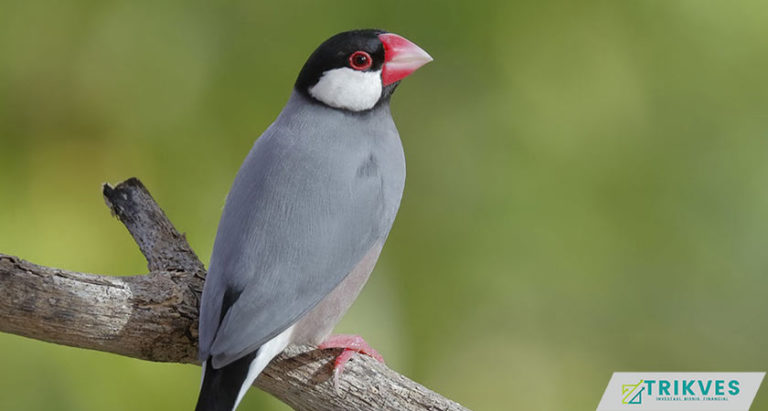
xmin=349 ymin=51 xmax=372 ymax=71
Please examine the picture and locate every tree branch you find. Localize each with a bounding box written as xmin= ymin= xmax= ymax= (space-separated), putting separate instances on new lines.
xmin=0 ymin=178 xmax=469 ymax=411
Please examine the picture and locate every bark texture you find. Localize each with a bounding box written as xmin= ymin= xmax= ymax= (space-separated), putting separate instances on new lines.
xmin=0 ymin=178 xmax=469 ymax=411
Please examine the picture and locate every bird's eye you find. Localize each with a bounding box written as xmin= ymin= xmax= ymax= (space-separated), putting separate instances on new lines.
xmin=349 ymin=51 xmax=372 ymax=71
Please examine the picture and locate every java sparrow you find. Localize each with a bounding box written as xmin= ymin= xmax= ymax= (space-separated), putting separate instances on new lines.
xmin=195 ymin=29 xmax=432 ymax=411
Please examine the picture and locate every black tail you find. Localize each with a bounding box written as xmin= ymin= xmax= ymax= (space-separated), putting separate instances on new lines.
xmin=195 ymin=351 xmax=258 ymax=411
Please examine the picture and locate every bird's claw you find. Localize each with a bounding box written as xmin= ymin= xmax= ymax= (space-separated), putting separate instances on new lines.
xmin=318 ymin=334 xmax=385 ymax=390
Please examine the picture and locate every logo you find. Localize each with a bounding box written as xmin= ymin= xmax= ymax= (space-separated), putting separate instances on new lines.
xmin=622 ymin=380 xmax=644 ymax=404
xmin=597 ymin=372 xmax=764 ymax=410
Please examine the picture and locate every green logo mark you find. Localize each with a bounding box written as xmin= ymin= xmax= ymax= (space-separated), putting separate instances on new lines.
xmin=622 ymin=380 xmax=644 ymax=405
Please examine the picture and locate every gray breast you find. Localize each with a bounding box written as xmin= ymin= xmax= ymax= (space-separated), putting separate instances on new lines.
xmin=199 ymin=91 xmax=406 ymax=366
xmin=282 ymin=94 xmax=405 ymax=344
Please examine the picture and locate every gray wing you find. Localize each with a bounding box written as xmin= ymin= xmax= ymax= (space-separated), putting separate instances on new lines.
xmin=199 ymin=116 xmax=402 ymax=368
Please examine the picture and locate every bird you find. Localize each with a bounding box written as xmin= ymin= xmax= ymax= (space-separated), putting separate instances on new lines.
xmin=195 ymin=29 xmax=432 ymax=411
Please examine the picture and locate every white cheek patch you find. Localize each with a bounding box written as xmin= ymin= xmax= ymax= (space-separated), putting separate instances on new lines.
xmin=309 ymin=67 xmax=382 ymax=111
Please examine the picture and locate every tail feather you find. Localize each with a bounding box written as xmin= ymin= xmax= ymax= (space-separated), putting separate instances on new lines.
xmin=196 ymin=325 xmax=295 ymax=411
xmin=195 ymin=352 xmax=258 ymax=411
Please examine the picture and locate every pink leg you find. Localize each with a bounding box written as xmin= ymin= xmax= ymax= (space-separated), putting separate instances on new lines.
xmin=318 ymin=335 xmax=385 ymax=388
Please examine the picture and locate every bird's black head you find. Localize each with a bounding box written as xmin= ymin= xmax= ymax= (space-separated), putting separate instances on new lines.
xmin=296 ymin=29 xmax=386 ymax=93
xmin=295 ymin=29 xmax=432 ymax=112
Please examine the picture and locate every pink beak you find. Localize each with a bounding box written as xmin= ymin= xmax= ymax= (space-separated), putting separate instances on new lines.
xmin=378 ymin=33 xmax=433 ymax=86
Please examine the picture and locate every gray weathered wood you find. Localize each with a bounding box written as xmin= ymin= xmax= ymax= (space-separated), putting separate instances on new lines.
xmin=0 ymin=178 xmax=469 ymax=411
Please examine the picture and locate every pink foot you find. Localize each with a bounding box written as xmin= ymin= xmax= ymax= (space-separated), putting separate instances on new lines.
xmin=318 ymin=334 xmax=384 ymax=388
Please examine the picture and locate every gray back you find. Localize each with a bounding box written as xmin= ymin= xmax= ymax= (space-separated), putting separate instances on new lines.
xmin=198 ymin=91 xmax=405 ymax=368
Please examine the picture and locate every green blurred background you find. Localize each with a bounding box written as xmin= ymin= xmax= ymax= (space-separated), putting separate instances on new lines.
xmin=2 ymin=0 xmax=768 ymax=410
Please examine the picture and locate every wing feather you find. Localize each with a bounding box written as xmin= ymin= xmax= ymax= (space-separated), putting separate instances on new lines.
xmin=199 ymin=115 xmax=397 ymax=368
